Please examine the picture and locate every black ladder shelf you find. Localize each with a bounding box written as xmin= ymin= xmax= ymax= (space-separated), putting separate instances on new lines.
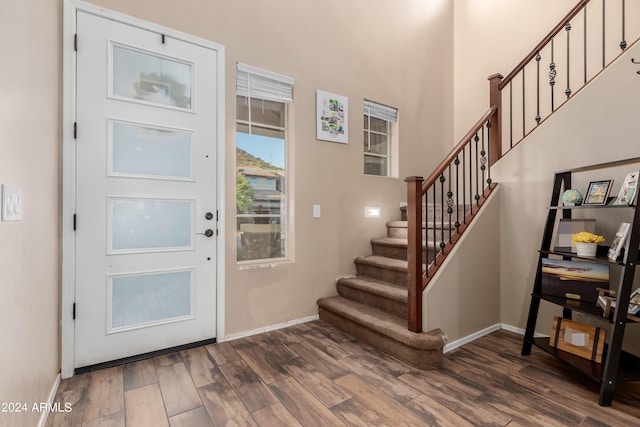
xmin=522 ymin=157 xmax=640 ymax=406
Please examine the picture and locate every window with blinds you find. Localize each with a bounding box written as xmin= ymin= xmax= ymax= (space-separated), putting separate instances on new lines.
xmin=364 ymin=100 xmax=398 ymax=176
xmin=236 ymin=64 xmax=294 ymax=262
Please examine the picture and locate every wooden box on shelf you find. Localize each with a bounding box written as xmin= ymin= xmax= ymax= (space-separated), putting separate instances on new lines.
xmin=550 ymin=316 xmax=606 ymax=363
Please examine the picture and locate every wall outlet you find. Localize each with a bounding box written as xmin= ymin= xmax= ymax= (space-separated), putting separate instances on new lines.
xmin=2 ymin=185 xmax=22 ymax=221
xmin=313 ymin=204 xmax=321 ymax=218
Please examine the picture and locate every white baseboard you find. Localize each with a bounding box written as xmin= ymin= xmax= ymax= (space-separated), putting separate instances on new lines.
xmin=38 ymin=373 xmax=61 ymax=427
xmin=219 ymin=314 xmax=319 ymax=342
xmin=444 ymin=323 xmax=547 ymax=354
xmin=500 ymin=323 xmax=548 ymax=338
xmin=443 ymin=323 xmax=502 ymax=353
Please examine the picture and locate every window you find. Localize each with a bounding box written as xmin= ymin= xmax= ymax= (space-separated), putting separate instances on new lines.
xmin=364 ymin=100 xmax=398 ymax=176
xmin=236 ymin=64 xmax=294 ymax=262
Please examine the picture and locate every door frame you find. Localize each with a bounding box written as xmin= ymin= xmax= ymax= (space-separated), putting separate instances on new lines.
xmin=61 ymin=0 xmax=226 ymax=378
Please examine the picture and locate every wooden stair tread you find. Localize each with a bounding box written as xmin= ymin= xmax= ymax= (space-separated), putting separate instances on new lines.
xmin=317 ymin=296 xmax=445 ymax=350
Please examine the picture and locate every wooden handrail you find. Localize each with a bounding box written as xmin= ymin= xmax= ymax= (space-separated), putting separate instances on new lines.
xmin=421 ymin=106 xmax=497 ymax=192
xmin=498 ymin=0 xmax=590 ymax=90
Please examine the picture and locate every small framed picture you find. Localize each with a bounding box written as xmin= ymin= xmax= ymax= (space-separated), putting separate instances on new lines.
xmin=629 ymin=289 xmax=640 ymax=315
xmin=583 ymin=180 xmax=612 ymax=205
xmin=607 ymin=222 xmax=631 ymax=262
xmin=611 ymin=171 xmax=639 ymax=206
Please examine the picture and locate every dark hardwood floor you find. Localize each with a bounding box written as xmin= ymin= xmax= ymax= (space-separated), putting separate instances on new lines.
xmin=46 ymin=321 xmax=640 ymax=426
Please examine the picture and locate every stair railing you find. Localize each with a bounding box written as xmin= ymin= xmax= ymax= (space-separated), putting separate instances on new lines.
xmin=405 ymin=107 xmax=497 ymax=332
xmin=493 ymin=0 xmax=637 ymax=160
xmin=406 ymin=0 xmax=639 ymax=333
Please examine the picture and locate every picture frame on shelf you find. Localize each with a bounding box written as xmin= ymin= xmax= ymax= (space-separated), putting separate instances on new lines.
xmin=608 ymin=222 xmax=631 ymax=262
xmin=583 ymin=180 xmax=613 ymax=205
xmin=611 ymin=171 xmax=639 ymax=206
xmin=630 ymin=289 xmax=640 ymax=315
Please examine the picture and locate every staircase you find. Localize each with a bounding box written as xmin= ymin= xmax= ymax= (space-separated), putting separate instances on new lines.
xmin=317 ymin=215 xmax=448 ymax=370
xmin=319 ymin=0 xmax=639 ymax=370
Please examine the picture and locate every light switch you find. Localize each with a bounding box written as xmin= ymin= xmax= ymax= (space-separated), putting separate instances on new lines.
xmin=313 ymin=205 xmax=321 ymax=218
xmin=2 ymin=184 xmax=22 ymax=221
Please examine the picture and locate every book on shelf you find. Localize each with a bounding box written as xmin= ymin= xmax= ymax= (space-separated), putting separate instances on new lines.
xmin=611 ymin=171 xmax=639 ymax=206
xmin=607 ymin=222 xmax=631 ymax=262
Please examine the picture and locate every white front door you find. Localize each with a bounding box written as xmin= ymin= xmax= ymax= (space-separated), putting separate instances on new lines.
xmin=73 ymin=10 xmax=219 ymax=369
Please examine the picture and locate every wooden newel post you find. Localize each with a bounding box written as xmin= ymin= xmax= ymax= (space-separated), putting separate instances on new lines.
xmin=488 ymin=73 xmax=503 ymax=166
xmin=405 ymin=176 xmax=424 ymax=333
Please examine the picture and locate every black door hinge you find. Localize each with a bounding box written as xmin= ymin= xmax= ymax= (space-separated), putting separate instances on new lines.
xmin=73 ymin=122 xmax=77 ymax=139
xmin=74 ymin=33 xmax=78 ymax=51
xmin=73 ymin=214 xmax=77 ymax=230
xmin=73 ymin=303 xmax=76 ymax=320
xmin=161 ymin=34 xmax=165 ymax=44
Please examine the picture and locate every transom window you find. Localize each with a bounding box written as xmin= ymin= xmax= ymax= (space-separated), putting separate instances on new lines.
xmin=364 ymin=100 xmax=398 ymax=177
xmin=236 ymin=64 xmax=294 ymax=262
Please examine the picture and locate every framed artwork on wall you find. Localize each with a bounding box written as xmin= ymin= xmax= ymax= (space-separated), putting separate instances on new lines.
xmin=316 ymin=90 xmax=348 ymax=144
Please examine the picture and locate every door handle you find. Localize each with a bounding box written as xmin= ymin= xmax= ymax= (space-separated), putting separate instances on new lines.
xmin=197 ymin=229 xmax=214 ymax=237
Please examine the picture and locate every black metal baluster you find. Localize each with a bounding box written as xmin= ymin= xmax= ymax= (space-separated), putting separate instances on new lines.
xmin=535 ymin=52 xmax=541 ymax=125
xmin=474 ymin=134 xmax=480 ymax=205
xmin=447 ymin=166 xmax=453 ymax=242
xmin=454 ymin=155 xmax=460 ymax=232
xmin=522 ymin=67 xmax=526 ymax=138
xmin=462 ymin=148 xmax=467 ymax=224
xmin=432 ymin=185 xmax=437 ymax=265
xmin=509 ymin=81 xmax=514 ymax=148
xmin=603 ymin=0 xmax=606 ymax=67
xmin=480 ymin=126 xmax=487 ymax=194
xmin=468 ymin=144 xmax=473 ymax=217
xmin=440 ymin=173 xmax=445 ymax=253
xmin=620 ymin=0 xmax=627 ymax=50
xmin=550 ymin=38 xmax=556 ymax=111
xmin=566 ymin=21 xmax=572 ymax=98
xmin=584 ymin=4 xmax=588 ymax=84
xmin=423 ymin=191 xmax=429 ymax=275
xmin=486 ymin=120 xmax=492 ymax=189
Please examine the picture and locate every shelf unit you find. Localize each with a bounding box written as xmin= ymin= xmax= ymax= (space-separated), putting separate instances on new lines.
xmin=522 ymin=157 xmax=640 ymax=406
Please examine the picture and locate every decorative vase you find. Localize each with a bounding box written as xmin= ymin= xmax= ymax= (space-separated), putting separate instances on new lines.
xmin=576 ymin=242 xmax=597 ymax=257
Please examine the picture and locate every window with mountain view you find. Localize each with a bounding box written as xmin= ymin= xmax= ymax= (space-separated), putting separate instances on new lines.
xmin=236 ymin=64 xmax=293 ymax=262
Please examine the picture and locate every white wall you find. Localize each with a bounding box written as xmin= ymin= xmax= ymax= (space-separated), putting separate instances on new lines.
xmin=452 ymin=0 xmax=577 ymax=142
xmin=0 ymin=1 xmax=61 ymax=426
xmin=424 ymin=188 xmax=501 ymax=341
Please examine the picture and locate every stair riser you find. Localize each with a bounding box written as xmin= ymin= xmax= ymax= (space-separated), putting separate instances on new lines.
xmin=336 ymin=281 xmax=407 ymax=318
xmin=371 ymin=244 xmax=434 ymax=262
xmin=387 ymin=224 xmax=458 ymax=239
xmin=355 ymin=263 xmax=406 ymax=287
xmin=318 ymin=308 xmax=443 ymax=370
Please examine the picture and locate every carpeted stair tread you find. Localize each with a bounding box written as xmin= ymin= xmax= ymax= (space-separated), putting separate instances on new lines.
xmin=317 ymin=296 xmax=445 ymax=350
xmin=354 ymin=255 xmax=407 ymax=272
xmin=338 ymin=276 xmax=407 ymax=303
xmin=371 ymin=237 xmax=428 ymax=248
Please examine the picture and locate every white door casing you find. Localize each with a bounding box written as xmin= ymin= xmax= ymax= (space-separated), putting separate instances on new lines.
xmin=62 ymin=1 xmax=225 ymax=376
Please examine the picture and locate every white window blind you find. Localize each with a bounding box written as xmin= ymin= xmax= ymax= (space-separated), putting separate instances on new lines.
xmin=237 ymin=63 xmax=294 ymax=103
xmin=364 ymin=100 xmax=398 ymax=122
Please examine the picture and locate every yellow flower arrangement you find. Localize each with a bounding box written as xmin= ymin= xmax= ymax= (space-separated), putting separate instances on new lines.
xmin=572 ymin=231 xmax=605 ymax=243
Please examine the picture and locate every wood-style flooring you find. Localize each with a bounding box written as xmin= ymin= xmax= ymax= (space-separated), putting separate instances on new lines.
xmin=46 ymin=321 xmax=640 ymax=426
